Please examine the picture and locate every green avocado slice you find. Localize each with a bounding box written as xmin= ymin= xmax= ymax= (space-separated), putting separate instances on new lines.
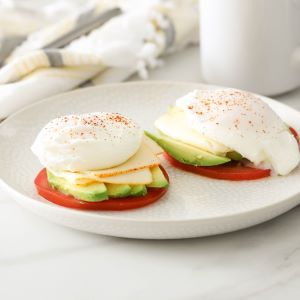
xmin=147 ymin=166 xmax=169 ymax=188
xmin=145 ymin=131 xmax=230 ymax=166
xmin=130 ymin=185 xmax=147 ymax=196
xmin=106 ymin=184 xmax=132 ymax=198
xmin=47 ymin=170 xmax=108 ymax=202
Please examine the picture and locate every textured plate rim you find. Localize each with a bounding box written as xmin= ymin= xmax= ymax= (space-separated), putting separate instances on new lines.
xmin=1 ymin=81 xmax=300 ymax=224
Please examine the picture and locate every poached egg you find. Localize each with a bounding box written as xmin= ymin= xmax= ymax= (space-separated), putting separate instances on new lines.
xmin=32 ymin=112 xmax=143 ymax=172
xmin=155 ymin=89 xmax=300 ymax=175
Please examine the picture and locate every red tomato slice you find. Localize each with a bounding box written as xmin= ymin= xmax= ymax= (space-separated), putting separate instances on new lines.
xmin=35 ymin=168 xmax=169 ymax=211
xmin=164 ymin=153 xmax=271 ymax=181
xmin=289 ymin=127 xmax=300 ymax=146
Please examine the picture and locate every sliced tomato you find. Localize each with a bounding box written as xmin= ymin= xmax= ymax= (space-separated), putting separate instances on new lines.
xmin=35 ymin=168 xmax=169 ymax=211
xmin=289 ymin=127 xmax=300 ymax=146
xmin=164 ymin=152 xmax=270 ymax=181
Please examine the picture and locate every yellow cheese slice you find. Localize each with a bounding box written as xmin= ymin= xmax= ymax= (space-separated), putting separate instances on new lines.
xmin=50 ymin=142 xmax=160 ymax=185
xmin=101 ymin=168 xmax=152 ymax=184
xmin=155 ymin=110 xmax=231 ymax=155
xmin=53 ymin=168 xmax=153 ymax=185
xmin=99 ymin=168 xmax=153 ymax=184
xmin=143 ymin=135 xmax=164 ymax=155
xmin=87 ymin=142 xmax=160 ymax=178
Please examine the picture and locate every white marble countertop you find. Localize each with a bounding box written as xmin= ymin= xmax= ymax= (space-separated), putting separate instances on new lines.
xmin=1 ymin=46 xmax=300 ymax=300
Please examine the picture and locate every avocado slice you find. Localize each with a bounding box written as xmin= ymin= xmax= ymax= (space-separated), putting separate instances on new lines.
xmin=47 ymin=170 xmax=108 ymax=202
xmin=227 ymin=151 xmax=243 ymax=161
xmin=106 ymin=183 xmax=132 ymax=198
xmin=147 ymin=166 xmax=169 ymax=188
xmin=130 ymin=185 xmax=147 ymax=196
xmin=145 ymin=131 xmax=230 ymax=166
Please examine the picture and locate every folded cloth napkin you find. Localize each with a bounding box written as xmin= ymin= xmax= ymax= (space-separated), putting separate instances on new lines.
xmin=0 ymin=0 xmax=88 ymax=64
xmin=0 ymin=0 xmax=199 ymax=119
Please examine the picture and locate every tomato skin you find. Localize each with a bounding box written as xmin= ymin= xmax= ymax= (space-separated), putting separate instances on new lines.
xmin=164 ymin=153 xmax=271 ymax=181
xmin=289 ymin=127 xmax=300 ymax=146
xmin=35 ymin=168 xmax=169 ymax=211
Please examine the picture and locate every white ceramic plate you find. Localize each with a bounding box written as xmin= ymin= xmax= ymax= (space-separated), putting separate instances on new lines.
xmin=1 ymin=82 xmax=300 ymax=239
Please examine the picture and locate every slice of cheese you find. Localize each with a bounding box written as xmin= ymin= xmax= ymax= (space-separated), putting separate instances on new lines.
xmin=143 ymin=135 xmax=164 ymax=155
xmin=155 ymin=110 xmax=231 ymax=155
xmin=50 ymin=141 xmax=160 ymax=185
xmin=87 ymin=142 xmax=160 ymax=178
xmin=99 ymin=168 xmax=152 ymax=184
xmin=53 ymin=168 xmax=153 ymax=185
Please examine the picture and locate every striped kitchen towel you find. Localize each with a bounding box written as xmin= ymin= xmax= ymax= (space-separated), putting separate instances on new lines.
xmin=0 ymin=0 xmax=199 ymax=119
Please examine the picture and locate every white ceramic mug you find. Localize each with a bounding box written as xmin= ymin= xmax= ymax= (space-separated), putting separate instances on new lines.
xmin=200 ymin=0 xmax=300 ymax=96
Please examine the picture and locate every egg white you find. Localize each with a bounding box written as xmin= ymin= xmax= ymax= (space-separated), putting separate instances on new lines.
xmin=32 ymin=112 xmax=143 ymax=172
xmin=157 ymin=89 xmax=300 ymax=175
